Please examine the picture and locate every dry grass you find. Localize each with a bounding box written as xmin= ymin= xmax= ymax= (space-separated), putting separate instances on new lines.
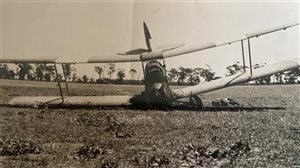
xmin=0 ymin=79 xmax=299 ymax=167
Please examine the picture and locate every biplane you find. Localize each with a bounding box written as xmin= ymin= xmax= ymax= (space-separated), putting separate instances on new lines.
xmin=1 ymin=22 xmax=299 ymax=109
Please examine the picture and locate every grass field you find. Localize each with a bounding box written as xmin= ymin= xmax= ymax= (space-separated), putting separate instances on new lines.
xmin=0 ymin=79 xmax=299 ymax=168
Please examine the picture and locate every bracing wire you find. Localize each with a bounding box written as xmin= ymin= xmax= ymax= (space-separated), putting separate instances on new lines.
xmin=99 ymin=78 xmax=133 ymax=96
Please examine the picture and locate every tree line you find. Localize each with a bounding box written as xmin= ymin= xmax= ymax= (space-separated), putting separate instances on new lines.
xmin=0 ymin=63 xmax=141 ymax=84
xmin=0 ymin=62 xmax=299 ymax=85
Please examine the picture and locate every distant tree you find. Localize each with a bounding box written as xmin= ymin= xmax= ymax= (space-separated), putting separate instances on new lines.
xmin=95 ymin=66 xmax=103 ymax=80
xmin=7 ymin=70 xmax=16 ymax=79
xmin=191 ymin=75 xmax=201 ymax=85
xmin=201 ymin=68 xmax=215 ymax=82
xmin=107 ymin=63 xmax=116 ymax=79
xmin=0 ymin=64 xmax=9 ymax=79
xmin=77 ymin=78 xmax=82 ymax=83
xmin=72 ymin=73 xmax=77 ymax=83
xmin=185 ymin=68 xmax=194 ymax=85
xmin=45 ymin=65 xmax=55 ymax=81
xmin=35 ymin=64 xmax=45 ymax=81
xmin=117 ymin=69 xmax=125 ymax=82
xmin=82 ymin=75 xmax=88 ymax=83
xmin=27 ymin=72 xmax=36 ymax=81
xmin=178 ymin=67 xmax=187 ymax=84
xmin=225 ymin=61 xmax=244 ymax=76
xmin=170 ymin=65 xmax=216 ymax=85
xmin=101 ymin=65 xmax=107 ymax=79
xmin=284 ymin=67 xmax=300 ymax=84
xmin=168 ymin=68 xmax=178 ymax=83
xmin=274 ymin=72 xmax=284 ymax=84
xmin=129 ymin=68 xmax=137 ymax=80
xmin=177 ymin=67 xmax=201 ymax=85
xmin=18 ymin=63 xmax=33 ymax=80
xmin=191 ymin=66 xmax=216 ymax=84
xmin=90 ymin=77 xmax=95 ymax=83
xmin=62 ymin=63 xmax=76 ymax=81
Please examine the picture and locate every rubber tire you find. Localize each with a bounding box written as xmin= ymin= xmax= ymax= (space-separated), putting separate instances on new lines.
xmin=189 ymin=95 xmax=203 ymax=108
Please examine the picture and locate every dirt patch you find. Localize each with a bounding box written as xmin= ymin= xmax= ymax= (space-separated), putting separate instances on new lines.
xmin=98 ymin=160 xmax=119 ymax=168
xmin=133 ymin=155 xmax=171 ymax=168
xmin=76 ymin=112 xmax=104 ymax=127
xmin=74 ymin=143 xmax=105 ymax=160
xmin=105 ymin=115 xmax=133 ymax=138
xmin=178 ymin=141 xmax=251 ymax=167
xmin=0 ymin=138 xmax=41 ymax=156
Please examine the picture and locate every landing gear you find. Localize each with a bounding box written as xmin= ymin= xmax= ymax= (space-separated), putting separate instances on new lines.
xmin=189 ymin=95 xmax=203 ymax=109
xmin=129 ymin=84 xmax=173 ymax=111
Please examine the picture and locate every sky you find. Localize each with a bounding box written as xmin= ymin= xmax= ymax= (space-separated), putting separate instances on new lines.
xmin=1 ymin=1 xmax=299 ymax=79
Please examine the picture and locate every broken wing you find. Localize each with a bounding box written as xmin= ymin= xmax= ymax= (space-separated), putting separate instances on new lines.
xmin=172 ymin=59 xmax=300 ymax=99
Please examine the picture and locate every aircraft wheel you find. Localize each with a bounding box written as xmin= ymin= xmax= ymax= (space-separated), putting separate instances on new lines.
xmin=189 ymin=95 xmax=203 ymax=108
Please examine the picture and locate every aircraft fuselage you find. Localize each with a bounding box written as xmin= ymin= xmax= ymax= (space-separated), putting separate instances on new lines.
xmin=130 ymin=60 xmax=173 ymax=108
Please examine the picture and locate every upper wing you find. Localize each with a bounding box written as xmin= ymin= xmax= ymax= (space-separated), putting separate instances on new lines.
xmin=172 ymin=58 xmax=300 ymax=99
xmin=0 ymin=23 xmax=298 ymax=64
xmin=0 ymin=42 xmax=215 ymax=64
xmin=0 ymin=57 xmax=59 ymax=63
xmin=215 ymin=23 xmax=299 ymax=47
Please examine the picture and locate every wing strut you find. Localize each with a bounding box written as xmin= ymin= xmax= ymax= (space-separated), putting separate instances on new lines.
xmin=247 ymin=38 xmax=253 ymax=76
xmin=140 ymin=55 xmax=146 ymax=78
xmin=54 ymin=63 xmax=64 ymax=102
xmin=239 ymin=38 xmax=253 ymax=75
xmin=241 ymin=40 xmax=246 ymax=73
xmin=61 ymin=64 xmax=70 ymax=96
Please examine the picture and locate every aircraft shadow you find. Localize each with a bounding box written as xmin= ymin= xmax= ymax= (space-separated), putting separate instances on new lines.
xmin=0 ymin=104 xmax=285 ymax=112
xmin=169 ymin=106 xmax=285 ymax=112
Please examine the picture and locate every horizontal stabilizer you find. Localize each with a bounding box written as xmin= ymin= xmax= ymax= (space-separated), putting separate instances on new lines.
xmin=118 ymin=44 xmax=184 ymax=56
xmin=172 ymin=59 xmax=300 ymax=99
xmin=117 ymin=48 xmax=149 ymax=55
xmin=9 ymin=96 xmax=133 ymax=107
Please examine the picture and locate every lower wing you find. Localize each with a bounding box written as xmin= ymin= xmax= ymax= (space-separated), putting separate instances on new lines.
xmin=9 ymin=95 xmax=133 ymax=107
xmin=172 ymin=58 xmax=300 ymax=99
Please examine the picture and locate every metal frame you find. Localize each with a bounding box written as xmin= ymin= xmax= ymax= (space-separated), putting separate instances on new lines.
xmin=240 ymin=39 xmax=253 ymax=76
xmin=53 ymin=63 xmax=72 ymax=103
xmin=54 ymin=63 xmax=64 ymax=102
xmin=141 ymin=61 xmax=146 ymax=78
xmin=247 ymin=38 xmax=253 ymax=76
xmin=240 ymin=40 xmax=246 ymax=73
xmin=61 ymin=64 xmax=70 ymax=96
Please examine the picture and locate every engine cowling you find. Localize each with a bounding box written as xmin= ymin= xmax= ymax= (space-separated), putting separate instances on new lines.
xmin=140 ymin=51 xmax=163 ymax=61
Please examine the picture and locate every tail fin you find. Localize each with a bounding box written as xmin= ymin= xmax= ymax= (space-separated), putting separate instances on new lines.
xmin=143 ymin=22 xmax=152 ymax=52
xmin=117 ymin=22 xmax=152 ymax=55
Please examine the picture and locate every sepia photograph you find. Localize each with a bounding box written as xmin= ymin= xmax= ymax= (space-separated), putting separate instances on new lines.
xmin=0 ymin=0 xmax=299 ymax=167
